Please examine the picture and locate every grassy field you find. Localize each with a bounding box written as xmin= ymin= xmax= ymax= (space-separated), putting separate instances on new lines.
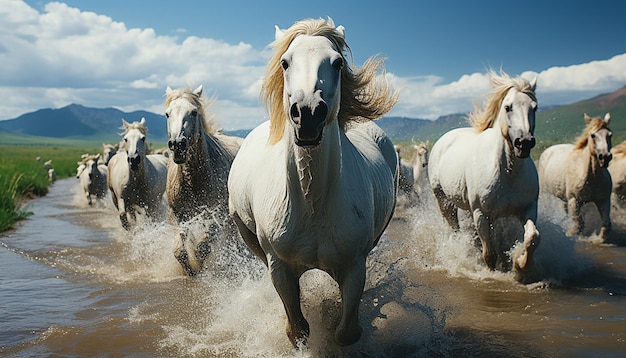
xmin=0 ymin=144 xmax=100 ymax=232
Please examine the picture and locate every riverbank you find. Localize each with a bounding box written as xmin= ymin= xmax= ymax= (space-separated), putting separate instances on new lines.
xmin=0 ymin=145 xmax=99 ymax=232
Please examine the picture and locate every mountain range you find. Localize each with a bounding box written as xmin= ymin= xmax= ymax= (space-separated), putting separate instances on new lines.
xmin=1 ymin=85 xmax=625 ymax=146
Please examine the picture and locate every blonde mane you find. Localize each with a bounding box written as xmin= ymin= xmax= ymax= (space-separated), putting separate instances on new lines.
xmin=120 ymin=119 xmax=148 ymax=136
xmin=261 ymin=18 xmax=399 ymax=144
xmin=469 ymin=70 xmax=537 ymax=132
xmin=574 ymin=115 xmax=610 ymax=150
xmin=164 ymin=87 xmax=217 ymax=136
xmin=612 ymin=140 xmax=626 ymax=158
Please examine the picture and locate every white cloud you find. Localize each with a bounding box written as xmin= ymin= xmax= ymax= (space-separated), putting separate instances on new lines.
xmin=390 ymin=53 xmax=626 ymax=120
xmin=0 ymin=1 xmax=624 ymax=130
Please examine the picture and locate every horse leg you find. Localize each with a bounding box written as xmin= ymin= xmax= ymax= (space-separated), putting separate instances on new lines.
xmin=232 ymin=212 xmax=268 ymax=266
xmin=566 ymin=197 xmax=583 ymax=236
xmin=473 ymin=209 xmax=496 ymax=270
xmin=433 ymin=186 xmax=459 ymax=230
xmin=269 ymin=259 xmax=308 ymax=347
xmin=334 ymin=257 xmax=366 ymax=346
xmin=596 ymin=198 xmax=612 ymax=240
xmin=514 ymin=219 xmax=541 ymax=283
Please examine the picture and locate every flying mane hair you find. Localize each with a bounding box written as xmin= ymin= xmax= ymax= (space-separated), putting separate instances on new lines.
xmin=469 ymin=70 xmax=537 ymax=133
xmin=261 ymin=17 xmax=399 ymax=144
xmin=573 ymin=114 xmax=610 ymax=150
xmin=164 ymin=87 xmax=218 ymax=136
xmin=613 ymin=141 xmax=626 ymax=158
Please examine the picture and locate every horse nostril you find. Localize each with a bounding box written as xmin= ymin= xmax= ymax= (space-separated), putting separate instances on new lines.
xmin=290 ymin=103 xmax=301 ymax=123
xmin=168 ymin=140 xmax=175 ymax=150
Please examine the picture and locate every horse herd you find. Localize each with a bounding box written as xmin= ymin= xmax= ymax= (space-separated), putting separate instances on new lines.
xmin=69 ymin=18 xmax=625 ymax=348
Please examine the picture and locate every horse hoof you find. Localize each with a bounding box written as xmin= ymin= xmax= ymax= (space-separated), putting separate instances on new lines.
xmin=335 ymin=325 xmax=362 ymax=346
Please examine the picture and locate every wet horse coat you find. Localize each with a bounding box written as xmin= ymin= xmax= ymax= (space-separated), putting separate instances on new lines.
xmin=228 ymin=18 xmax=398 ymax=346
xmin=538 ymin=113 xmax=613 ymax=239
xmin=428 ymin=71 xmax=540 ymax=283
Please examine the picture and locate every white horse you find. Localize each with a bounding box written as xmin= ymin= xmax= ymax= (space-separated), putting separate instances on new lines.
xmin=164 ymin=85 xmax=243 ymax=275
xmin=538 ymin=113 xmax=613 ymax=239
xmin=428 ymin=71 xmax=540 ymax=283
xmin=609 ymin=139 xmax=626 ymax=210
xmin=412 ymin=142 xmax=429 ymax=198
xmin=77 ymin=154 xmax=108 ymax=205
xmin=107 ymin=118 xmax=168 ymax=230
xmin=228 ymin=18 xmax=399 ymax=347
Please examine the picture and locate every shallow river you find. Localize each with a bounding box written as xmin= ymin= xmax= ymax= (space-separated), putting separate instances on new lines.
xmin=1 ymin=178 xmax=625 ymax=357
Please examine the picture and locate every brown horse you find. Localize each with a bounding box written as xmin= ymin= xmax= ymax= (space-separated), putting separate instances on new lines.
xmin=538 ymin=113 xmax=613 ymax=240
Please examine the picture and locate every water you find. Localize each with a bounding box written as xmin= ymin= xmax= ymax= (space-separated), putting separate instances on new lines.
xmin=1 ymin=178 xmax=625 ymax=357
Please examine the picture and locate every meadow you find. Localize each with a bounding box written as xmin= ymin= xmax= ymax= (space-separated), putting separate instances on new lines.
xmin=0 ymin=145 xmax=99 ymax=232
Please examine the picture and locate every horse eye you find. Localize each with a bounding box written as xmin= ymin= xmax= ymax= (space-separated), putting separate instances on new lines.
xmin=505 ymin=105 xmax=512 ymax=113
xmin=332 ymin=57 xmax=344 ymax=71
xmin=280 ymin=59 xmax=289 ymax=70
xmin=165 ymin=113 xmax=170 ymax=118
xmin=191 ymin=110 xmax=198 ymax=117
xmin=591 ymin=133 xmax=596 ymax=139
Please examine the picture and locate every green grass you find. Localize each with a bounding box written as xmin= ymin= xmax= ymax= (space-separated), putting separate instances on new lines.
xmin=0 ymin=144 xmax=100 ymax=232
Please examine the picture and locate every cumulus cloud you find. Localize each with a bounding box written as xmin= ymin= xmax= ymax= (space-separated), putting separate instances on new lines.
xmin=0 ymin=1 xmax=268 ymax=129
xmin=390 ymin=53 xmax=626 ymax=120
xmin=0 ymin=1 xmax=624 ymax=129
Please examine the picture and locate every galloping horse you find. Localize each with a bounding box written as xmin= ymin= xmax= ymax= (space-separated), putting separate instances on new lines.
xmin=101 ymin=143 xmax=118 ymax=165
xmin=107 ymin=118 xmax=168 ymax=230
xmin=412 ymin=142 xmax=429 ymax=198
xmin=609 ymin=139 xmax=626 ymax=209
xmin=228 ymin=18 xmax=399 ymax=346
xmin=164 ymin=85 xmax=243 ymax=276
xmin=538 ymin=113 xmax=613 ymax=240
xmin=428 ymin=71 xmax=540 ymax=283
xmin=77 ymin=153 xmax=108 ymax=205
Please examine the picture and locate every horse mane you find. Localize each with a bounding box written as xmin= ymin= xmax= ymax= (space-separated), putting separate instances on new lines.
xmin=164 ymin=87 xmax=218 ymax=136
xmin=79 ymin=153 xmax=100 ymax=165
xmin=613 ymin=140 xmax=626 ymax=158
xmin=574 ymin=115 xmax=610 ymax=150
xmin=261 ymin=17 xmax=399 ymax=144
xmin=119 ymin=119 xmax=148 ymax=136
xmin=469 ymin=70 xmax=537 ymax=132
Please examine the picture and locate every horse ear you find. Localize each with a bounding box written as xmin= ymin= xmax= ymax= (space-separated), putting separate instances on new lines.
xmin=604 ymin=112 xmax=611 ymax=123
xmin=193 ymin=85 xmax=203 ymax=96
xmin=335 ymin=25 xmax=345 ymax=38
xmin=122 ymin=118 xmax=130 ymax=128
xmin=274 ymin=25 xmax=285 ymax=41
xmin=140 ymin=117 xmax=146 ymax=125
xmin=584 ymin=113 xmax=591 ymax=123
xmin=529 ymin=77 xmax=537 ymax=91
xmin=166 ymin=86 xmax=173 ymax=95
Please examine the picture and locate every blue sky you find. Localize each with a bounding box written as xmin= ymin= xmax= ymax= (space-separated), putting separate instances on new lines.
xmin=1 ymin=0 xmax=625 ymax=130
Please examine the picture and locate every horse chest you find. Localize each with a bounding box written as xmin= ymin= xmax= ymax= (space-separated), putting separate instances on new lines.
xmin=267 ymin=214 xmax=369 ymax=270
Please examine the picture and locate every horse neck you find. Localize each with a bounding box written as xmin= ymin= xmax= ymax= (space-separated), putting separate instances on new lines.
xmin=290 ymin=121 xmax=341 ymax=210
xmin=584 ymin=142 xmax=603 ymax=175
xmin=491 ymin=113 xmax=522 ymax=172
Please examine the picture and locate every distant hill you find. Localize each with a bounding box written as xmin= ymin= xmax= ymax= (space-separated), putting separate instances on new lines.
xmin=0 ymin=104 xmax=168 ymax=143
xmin=1 ymin=85 xmax=625 ymax=147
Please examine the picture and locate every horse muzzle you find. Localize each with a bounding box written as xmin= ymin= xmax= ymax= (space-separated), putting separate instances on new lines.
xmin=290 ymin=101 xmax=328 ymax=147
xmin=128 ymin=154 xmax=141 ymax=170
xmin=168 ymin=139 xmax=188 ymax=164
xmin=598 ymin=152 xmax=612 ymax=168
xmin=513 ymin=136 xmax=536 ymax=158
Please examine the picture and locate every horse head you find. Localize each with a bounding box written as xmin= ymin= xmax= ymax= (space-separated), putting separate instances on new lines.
xmin=165 ymin=85 xmax=204 ymax=164
xmin=586 ymin=112 xmax=612 ymax=168
xmin=122 ymin=118 xmax=147 ymax=170
xmin=501 ymin=78 xmax=538 ymax=158
xmin=276 ymin=25 xmax=345 ymax=147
